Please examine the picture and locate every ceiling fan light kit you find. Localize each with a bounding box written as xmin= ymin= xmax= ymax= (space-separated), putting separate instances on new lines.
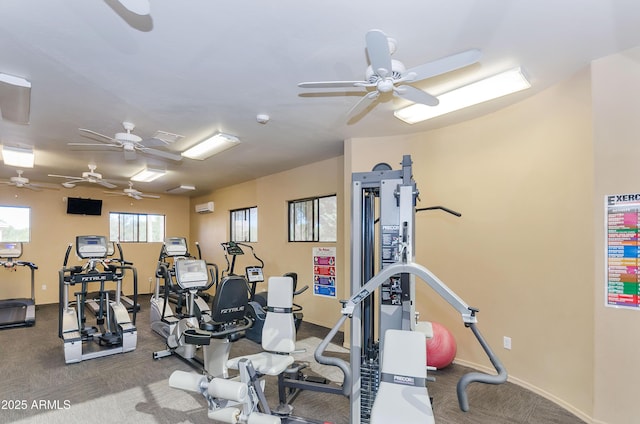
xmin=104 ymin=181 xmax=159 ymax=200
xmin=0 ymin=170 xmax=58 ymax=191
xmin=1 ymin=145 xmax=34 ymax=168
xmin=394 ymin=67 xmax=531 ymax=124
xmin=181 ymin=132 xmax=241 ymax=160
xmin=71 ymin=121 xmax=183 ymax=162
xmin=297 ymin=29 xmax=482 ymax=120
xmin=49 ymin=164 xmax=118 ymax=189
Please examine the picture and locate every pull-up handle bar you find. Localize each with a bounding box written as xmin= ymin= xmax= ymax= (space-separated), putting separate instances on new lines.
xmin=416 ymin=205 xmax=462 ymax=217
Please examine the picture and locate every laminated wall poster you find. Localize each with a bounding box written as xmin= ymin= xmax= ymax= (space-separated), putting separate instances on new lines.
xmin=606 ymin=193 xmax=640 ymax=309
xmin=313 ymin=246 xmax=336 ymax=298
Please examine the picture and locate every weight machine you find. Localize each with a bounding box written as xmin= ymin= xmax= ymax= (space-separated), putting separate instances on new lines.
xmin=315 ymin=155 xmax=508 ymax=423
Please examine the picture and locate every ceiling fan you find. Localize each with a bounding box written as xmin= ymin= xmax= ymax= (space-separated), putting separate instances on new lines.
xmin=0 ymin=170 xmax=59 ymax=191
xmin=298 ymin=29 xmax=482 ymax=119
xmin=103 ymin=181 xmax=160 ymax=200
xmin=48 ymin=164 xmax=118 ymax=189
xmin=68 ymin=121 xmax=183 ymax=161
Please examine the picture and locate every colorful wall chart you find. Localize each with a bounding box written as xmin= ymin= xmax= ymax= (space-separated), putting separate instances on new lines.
xmin=313 ymin=246 xmax=336 ymax=298
xmin=606 ymin=193 xmax=640 ymax=309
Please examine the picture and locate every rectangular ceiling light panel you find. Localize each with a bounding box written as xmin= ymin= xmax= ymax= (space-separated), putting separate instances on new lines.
xmin=131 ymin=167 xmax=166 ymax=182
xmin=394 ymin=67 xmax=531 ymax=124
xmin=1 ymin=145 xmax=34 ymax=168
xmin=181 ymin=132 xmax=240 ymax=160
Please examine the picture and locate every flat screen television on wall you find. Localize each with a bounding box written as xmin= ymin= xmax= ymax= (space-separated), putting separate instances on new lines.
xmin=66 ymin=197 xmax=103 ymax=216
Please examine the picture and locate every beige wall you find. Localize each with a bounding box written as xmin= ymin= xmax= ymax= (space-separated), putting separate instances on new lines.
xmin=0 ymin=185 xmax=189 ymax=304
xmin=6 ymin=48 xmax=639 ymax=423
xmin=592 ymin=47 xmax=640 ymax=424
xmin=190 ymin=156 xmax=344 ymax=327
xmin=346 ymin=68 xmax=594 ymax=420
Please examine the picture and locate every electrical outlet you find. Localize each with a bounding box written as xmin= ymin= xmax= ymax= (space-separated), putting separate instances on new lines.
xmin=41 ymin=284 xmax=46 ymax=291
xmin=503 ymin=336 xmax=512 ymax=350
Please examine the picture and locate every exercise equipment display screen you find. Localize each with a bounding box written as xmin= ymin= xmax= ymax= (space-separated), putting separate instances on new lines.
xmin=164 ymin=237 xmax=188 ymax=257
xmin=175 ymin=259 xmax=208 ymax=289
xmin=0 ymin=242 xmax=22 ymax=258
xmin=246 ymin=266 xmax=264 ymax=283
xmin=76 ymin=235 xmax=108 ymax=259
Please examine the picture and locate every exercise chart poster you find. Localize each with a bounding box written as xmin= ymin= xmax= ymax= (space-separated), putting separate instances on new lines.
xmin=313 ymin=247 xmax=336 ymax=298
xmin=606 ymin=193 xmax=640 ymax=309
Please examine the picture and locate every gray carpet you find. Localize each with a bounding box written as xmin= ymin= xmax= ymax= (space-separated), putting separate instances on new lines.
xmin=0 ymin=296 xmax=585 ymax=424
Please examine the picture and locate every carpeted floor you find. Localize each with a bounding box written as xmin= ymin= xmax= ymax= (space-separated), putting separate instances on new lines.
xmin=0 ymin=295 xmax=585 ymax=424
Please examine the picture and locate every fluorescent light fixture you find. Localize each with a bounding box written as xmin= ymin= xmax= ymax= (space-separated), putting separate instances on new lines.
xmin=130 ymin=167 xmax=165 ymax=182
xmin=1 ymin=145 xmax=34 ymax=168
xmin=166 ymin=185 xmax=196 ymax=194
xmin=181 ymin=132 xmax=240 ymax=160
xmin=394 ymin=67 xmax=531 ymax=124
xmin=0 ymin=73 xmax=31 ymax=124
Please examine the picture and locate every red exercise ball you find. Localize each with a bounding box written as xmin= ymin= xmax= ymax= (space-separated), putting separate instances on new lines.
xmin=426 ymin=322 xmax=457 ymax=369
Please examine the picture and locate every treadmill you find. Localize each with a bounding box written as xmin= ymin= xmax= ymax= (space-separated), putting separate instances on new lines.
xmin=0 ymin=242 xmax=37 ymax=329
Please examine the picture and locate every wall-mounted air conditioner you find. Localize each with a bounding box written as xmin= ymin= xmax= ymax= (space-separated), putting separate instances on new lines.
xmin=195 ymin=201 xmax=214 ymax=214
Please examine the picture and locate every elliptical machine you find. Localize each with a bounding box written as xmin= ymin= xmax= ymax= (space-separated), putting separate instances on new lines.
xmin=58 ymin=235 xmax=138 ymax=364
xmin=150 ymin=237 xmax=215 ymax=339
xmin=152 ymin=238 xmax=253 ymax=378
xmin=220 ymin=241 xmax=266 ymax=344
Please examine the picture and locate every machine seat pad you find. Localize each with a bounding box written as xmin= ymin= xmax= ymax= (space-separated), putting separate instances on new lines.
xmin=227 ymin=352 xmax=294 ymax=376
xmin=370 ymin=329 xmax=434 ymax=424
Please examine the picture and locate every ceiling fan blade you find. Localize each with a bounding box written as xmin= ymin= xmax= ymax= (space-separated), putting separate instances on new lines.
xmin=394 ymin=85 xmax=439 ymax=106
xmin=141 ymin=193 xmax=160 ymax=199
xmin=140 ymin=147 xmax=183 ymax=161
xmin=48 ymin=173 xmax=81 ymax=180
xmin=298 ymin=81 xmax=367 ymax=89
xmin=68 ymin=142 xmax=115 ymax=146
xmin=97 ymin=180 xmax=118 ymax=189
xmin=79 ymin=128 xmax=114 ymax=142
xmin=405 ymin=49 xmax=482 ymax=82
xmin=29 ymin=182 xmax=59 ymax=190
xmin=347 ymin=91 xmax=380 ymax=119
xmin=124 ymin=149 xmax=137 ymax=160
xmin=117 ymin=0 xmax=150 ymax=16
xmin=366 ymin=30 xmax=392 ymax=78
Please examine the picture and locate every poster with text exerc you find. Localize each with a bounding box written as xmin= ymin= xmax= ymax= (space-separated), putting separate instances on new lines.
xmin=313 ymin=247 xmax=336 ymax=298
xmin=606 ymin=193 xmax=640 ymax=309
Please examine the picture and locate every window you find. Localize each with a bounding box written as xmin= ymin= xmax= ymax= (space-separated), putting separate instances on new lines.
xmin=230 ymin=207 xmax=257 ymax=242
xmin=0 ymin=206 xmax=30 ymax=242
xmin=109 ymin=212 xmax=165 ymax=242
xmin=288 ymin=195 xmax=336 ymax=242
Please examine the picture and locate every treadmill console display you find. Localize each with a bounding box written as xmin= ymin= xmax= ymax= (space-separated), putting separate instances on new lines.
xmin=245 ymin=266 xmax=264 ymax=283
xmin=164 ymin=237 xmax=188 ymax=257
xmin=76 ymin=235 xmax=108 ymax=259
xmin=0 ymin=242 xmax=22 ymax=259
xmin=175 ymin=259 xmax=208 ymax=289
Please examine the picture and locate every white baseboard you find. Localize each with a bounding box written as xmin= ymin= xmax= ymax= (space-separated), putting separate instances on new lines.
xmin=452 ymin=359 xmax=595 ymax=424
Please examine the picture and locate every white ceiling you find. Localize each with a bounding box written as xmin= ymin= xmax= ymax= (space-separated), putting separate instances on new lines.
xmin=1 ymin=0 xmax=639 ymax=197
